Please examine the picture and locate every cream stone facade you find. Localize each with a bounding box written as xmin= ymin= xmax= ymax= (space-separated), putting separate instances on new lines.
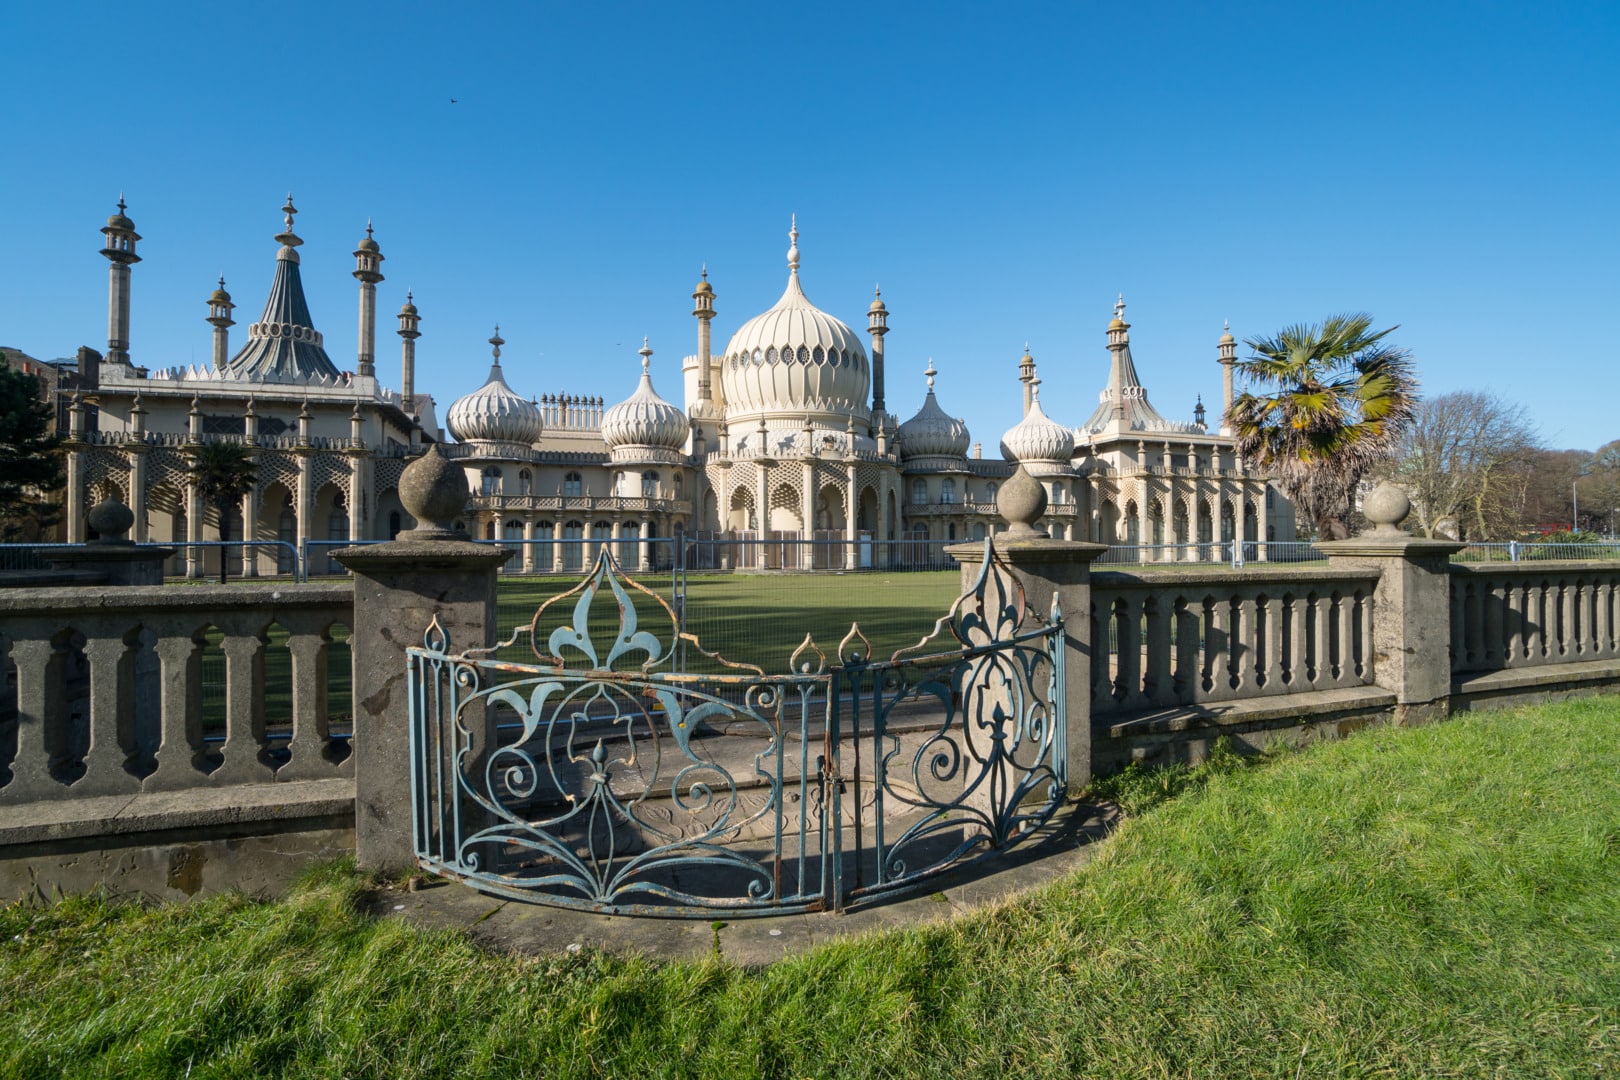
xmin=62 ymin=201 xmax=1293 ymax=575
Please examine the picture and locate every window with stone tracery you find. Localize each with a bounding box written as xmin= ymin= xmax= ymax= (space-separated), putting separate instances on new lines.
xmin=564 ymin=472 xmax=582 ymax=497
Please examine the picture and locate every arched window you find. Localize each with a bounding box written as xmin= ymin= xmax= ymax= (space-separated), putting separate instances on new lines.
xmin=388 ymin=511 xmax=402 ymax=540
xmin=564 ymin=472 xmax=582 ymax=497
xmin=947 ymin=523 xmax=957 ymax=540
xmin=910 ymin=477 xmax=928 ymax=505
xmin=481 ymin=467 xmax=502 ymax=496
xmin=518 ymin=469 xmax=532 ymax=495
xmin=641 ymin=471 xmax=658 ymax=498
xmin=941 ymin=479 xmax=956 ymax=505
xmin=1266 ymin=487 xmax=1275 ymax=509
xmin=675 ymin=473 xmax=684 ymax=498
xmin=986 ymin=482 xmax=998 ymax=504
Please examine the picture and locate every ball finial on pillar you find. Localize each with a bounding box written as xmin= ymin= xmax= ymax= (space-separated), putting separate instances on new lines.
xmin=397 ymin=443 xmax=471 ymax=541
xmin=1361 ymin=481 xmax=1412 ymax=537
xmin=997 ymin=465 xmax=1048 ymax=539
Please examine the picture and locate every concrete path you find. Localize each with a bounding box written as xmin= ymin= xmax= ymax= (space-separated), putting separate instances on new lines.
xmin=369 ymin=801 xmax=1118 ymax=967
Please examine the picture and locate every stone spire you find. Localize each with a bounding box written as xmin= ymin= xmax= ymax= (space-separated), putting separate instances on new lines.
xmin=397 ymin=290 xmax=421 ymax=404
xmin=1218 ymin=320 xmax=1237 ymax=435
xmin=1018 ymin=343 xmax=1037 ymax=417
xmin=206 ymin=275 xmax=235 ymax=368
xmin=692 ymin=265 xmax=716 ymax=407
xmin=1080 ymin=294 xmax=1180 ymax=435
xmin=868 ymin=285 xmax=889 ymax=417
xmin=353 ymin=219 xmax=385 ymax=379
xmin=224 ymin=195 xmax=341 ymax=380
xmin=100 ymin=195 xmax=141 ymax=368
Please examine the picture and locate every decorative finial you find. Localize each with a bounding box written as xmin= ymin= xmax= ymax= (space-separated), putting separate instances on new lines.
xmin=701 ymin=263 xmax=708 ymax=281
xmin=489 ymin=325 xmax=504 ymax=362
xmin=406 ymin=288 xmax=413 ymax=302
xmin=1114 ymin=294 xmax=1126 ymax=321
xmin=639 ymin=336 xmax=653 ymax=372
xmin=924 ymin=358 xmax=937 ymax=392
xmin=1223 ymin=319 xmax=1230 ymax=332
xmin=218 ymin=274 xmax=226 ymax=289
xmin=787 ymin=214 xmax=800 ymax=273
xmin=275 ymin=194 xmax=302 ymax=248
xmin=874 ymin=284 xmax=881 ymax=298
xmin=366 ymin=218 xmax=374 ymax=239
xmin=117 ymin=194 xmax=127 ymax=214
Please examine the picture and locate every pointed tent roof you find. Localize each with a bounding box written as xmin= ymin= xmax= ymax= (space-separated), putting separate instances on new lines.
xmin=1079 ymin=296 xmax=1196 ymax=436
xmin=221 ymin=196 xmax=342 ymax=381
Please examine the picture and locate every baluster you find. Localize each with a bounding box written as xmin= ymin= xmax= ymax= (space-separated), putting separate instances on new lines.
xmin=1465 ymin=579 xmax=1485 ymax=670
xmin=211 ymin=621 xmax=275 ymax=784
xmin=1572 ymin=576 xmax=1591 ymax=658
xmin=1118 ymin=594 xmax=1145 ymax=710
xmin=1173 ymin=596 xmax=1197 ymax=703
xmin=2 ymin=633 xmax=67 ymax=801
xmin=76 ymin=629 xmax=141 ymax=796
xmin=1522 ymin=581 xmax=1542 ymax=664
xmin=279 ymin=622 xmax=332 ymax=780
xmin=1143 ymin=593 xmax=1173 ymax=707
xmin=1288 ymin=591 xmax=1309 ymax=689
xmin=147 ymin=631 xmax=205 ymax=790
xmin=1482 ymin=577 xmax=1504 ymax=670
xmin=1204 ymin=595 xmax=1231 ymax=702
xmin=1502 ymin=582 xmax=1524 ymax=667
xmin=1310 ymin=590 xmax=1331 ymax=687
xmin=1556 ymin=576 xmax=1574 ymax=659
xmin=1090 ymin=599 xmax=1113 ymax=713
xmin=1599 ymin=576 xmax=1617 ymax=658
xmin=1260 ymin=593 xmax=1285 ymax=695
xmin=1230 ymin=590 xmax=1256 ymax=695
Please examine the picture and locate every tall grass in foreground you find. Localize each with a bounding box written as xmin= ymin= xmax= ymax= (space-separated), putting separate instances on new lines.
xmin=3 ymin=697 xmax=1618 ymax=1078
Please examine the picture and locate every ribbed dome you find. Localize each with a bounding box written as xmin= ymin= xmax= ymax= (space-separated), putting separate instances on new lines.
xmin=447 ymin=334 xmax=543 ymax=445
xmin=999 ymin=393 xmax=1075 ymax=465
xmin=719 ymin=221 xmax=870 ymax=426
xmin=603 ymin=343 xmax=688 ymax=452
xmin=898 ymin=362 xmax=970 ymax=460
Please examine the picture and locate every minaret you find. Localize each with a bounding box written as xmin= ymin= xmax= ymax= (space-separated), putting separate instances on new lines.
xmin=1218 ymin=321 xmax=1237 ymax=435
xmin=692 ymin=266 xmax=716 ymax=406
xmin=353 ymin=220 xmax=385 ymax=379
xmin=397 ymin=291 xmax=421 ymax=404
xmin=206 ymin=276 xmax=235 ymax=368
xmin=99 ymin=196 xmax=141 ymax=369
xmin=1018 ymin=343 xmax=1036 ymax=416
xmin=868 ymin=286 xmax=889 ymax=419
xmin=1107 ymin=295 xmax=1130 ymax=422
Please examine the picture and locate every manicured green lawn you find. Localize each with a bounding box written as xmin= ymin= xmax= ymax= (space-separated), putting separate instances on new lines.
xmin=497 ymin=570 xmax=963 ymax=672
xmin=5 ymin=696 xmax=1618 ymax=1078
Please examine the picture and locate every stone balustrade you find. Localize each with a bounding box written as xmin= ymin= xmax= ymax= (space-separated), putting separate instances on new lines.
xmin=1449 ymin=563 xmax=1620 ymax=675
xmin=1090 ymin=568 xmax=1379 ymax=715
xmin=0 ymin=584 xmax=354 ymax=804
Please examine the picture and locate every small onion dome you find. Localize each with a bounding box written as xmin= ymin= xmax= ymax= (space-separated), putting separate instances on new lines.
xmin=603 ymin=340 xmax=688 ymax=452
xmin=399 ymin=293 xmax=419 ymax=317
xmin=898 ymin=361 xmax=970 ymax=460
xmin=999 ymin=391 xmax=1074 ymax=465
xmin=106 ymin=199 xmax=136 ymax=232
xmin=869 ymin=289 xmax=888 ymax=313
xmin=356 ymin=222 xmax=380 ymax=252
xmin=209 ymin=279 xmax=232 ymax=304
xmin=1219 ymin=321 xmax=1235 ymax=345
xmin=693 ymin=273 xmax=714 ymax=298
xmin=445 ymin=328 xmax=544 ymax=445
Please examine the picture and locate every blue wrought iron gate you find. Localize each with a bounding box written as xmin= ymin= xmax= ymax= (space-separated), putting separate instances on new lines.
xmin=406 ymin=537 xmax=1067 ymax=916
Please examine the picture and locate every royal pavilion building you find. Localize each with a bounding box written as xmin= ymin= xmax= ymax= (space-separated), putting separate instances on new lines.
xmin=59 ymin=199 xmax=1293 ymax=576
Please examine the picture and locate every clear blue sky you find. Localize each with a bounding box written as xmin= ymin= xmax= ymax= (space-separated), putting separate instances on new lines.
xmin=5 ymin=1 xmax=1616 ymax=451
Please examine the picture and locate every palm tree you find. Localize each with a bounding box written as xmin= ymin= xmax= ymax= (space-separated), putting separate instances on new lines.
xmin=1228 ymin=314 xmax=1418 ymax=540
xmin=187 ymin=440 xmax=258 ymax=583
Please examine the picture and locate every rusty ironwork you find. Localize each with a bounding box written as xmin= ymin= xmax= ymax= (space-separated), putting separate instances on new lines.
xmin=407 ymin=536 xmax=1067 ymax=916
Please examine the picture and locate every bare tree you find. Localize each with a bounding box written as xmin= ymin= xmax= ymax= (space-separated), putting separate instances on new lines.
xmin=1388 ymin=391 xmax=1539 ymax=540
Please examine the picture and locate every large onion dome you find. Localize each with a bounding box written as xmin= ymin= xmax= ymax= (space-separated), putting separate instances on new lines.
xmin=603 ymin=340 xmax=688 ymax=459
xmin=999 ymin=388 xmax=1075 ymax=476
xmin=718 ymin=218 xmax=870 ymax=428
xmin=446 ymin=327 xmax=544 ymax=446
xmin=898 ymin=361 xmax=970 ymax=461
